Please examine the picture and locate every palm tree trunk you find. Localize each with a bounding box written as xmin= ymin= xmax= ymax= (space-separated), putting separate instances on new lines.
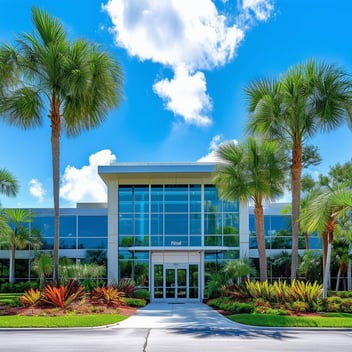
xmin=291 ymin=140 xmax=302 ymax=282
xmin=50 ymin=99 xmax=61 ymax=286
xmin=322 ymin=231 xmax=328 ymax=276
xmin=323 ymin=231 xmax=333 ymax=298
xmin=254 ymin=204 xmax=268 ymax=281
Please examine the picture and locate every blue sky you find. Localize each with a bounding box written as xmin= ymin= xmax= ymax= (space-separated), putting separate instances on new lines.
xmin=1 ymin=0 xmax=352 ymax=208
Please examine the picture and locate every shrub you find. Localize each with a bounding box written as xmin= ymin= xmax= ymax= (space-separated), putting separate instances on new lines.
xmin=291 ymin=300 xmax=308 ymax=313
xmin=90 ymin=286 xmax=125 ymax=307
xmin=113 ymin=278 xmax=136 ymax=298
xmin=124 ymin=297 xmax=147 ymax=307
xmin=133 ymin=289 xmax=150 ymax=300
xmin=20 ymin=288 xmax=41 ymax=306
xmin=41 ymin=281 xmax=85 ymax=308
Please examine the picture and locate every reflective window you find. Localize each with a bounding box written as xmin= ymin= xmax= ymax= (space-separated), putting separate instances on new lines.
xmin=151 ymin=186 xmax=163 ymax=212
xmin=165 ymin=185 xmax=188 ymax=212
xmin=78 ymin=238 xmax=107 ymax=249
xmin=59 ymin=238 xmax=76 ymax=249
xmin=134 ymin=213 xmax=149 ymax=235
xmin=119 ymin=214 xmax=133 ymax=235
xmin=165 ymin=213 xmax=188 ymax=235
xmin=204 ymin=213 xmax=221 ymax=235
xmin=151 ymin=214 xmax=163 ymax=235
xmin=60 ymin=216 xmax=76 ymax=237
xmin=32 ymin=217 xmax=54 ymax=237
xmin=78 ymin=216 xmax=107 ymax=237
xmin=190 ymin=185 xmax=201 ymax=212
xmin=134 ymin=186 xmax=149 ymax=212
xmin=190 ymin=213 xmax=201 ymax=234
xmin=204 ymin=186 xmax=221 ymax=212
xmin=119 ymin=186 xmax=133 ymax=212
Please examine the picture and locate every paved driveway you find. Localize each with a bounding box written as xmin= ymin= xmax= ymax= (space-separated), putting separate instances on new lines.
xmin=117 ymin=302 xmax=239 ymax=329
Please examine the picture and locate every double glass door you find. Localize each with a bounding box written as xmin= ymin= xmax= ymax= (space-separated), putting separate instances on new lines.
xmin=153 ymin=264 xmax=199 ymax=302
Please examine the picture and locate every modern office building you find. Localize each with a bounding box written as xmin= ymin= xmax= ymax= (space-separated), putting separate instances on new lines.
xmin=0 ymin=162 xmax=322 ymax=302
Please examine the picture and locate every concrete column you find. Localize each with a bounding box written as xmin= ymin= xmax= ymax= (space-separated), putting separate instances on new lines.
xmin=239 ymin=199 xmax=249 ymax=259
xmin=107 ymin=179 xmax=119 ymax=283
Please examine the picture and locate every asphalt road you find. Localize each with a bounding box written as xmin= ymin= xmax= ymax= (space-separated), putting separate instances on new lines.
xmin=0 ymin=326 xmax=351 ymax=352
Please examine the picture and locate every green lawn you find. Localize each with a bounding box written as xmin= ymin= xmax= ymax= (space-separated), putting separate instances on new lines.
xmin=228 ymin=313 xmax=352 ymax=328
xmin=0 ymin=314 xmax=128 ymax=328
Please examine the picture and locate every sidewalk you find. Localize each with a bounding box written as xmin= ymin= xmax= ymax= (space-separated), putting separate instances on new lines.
xmin=117 ymin=303 xmax=241 ymax=329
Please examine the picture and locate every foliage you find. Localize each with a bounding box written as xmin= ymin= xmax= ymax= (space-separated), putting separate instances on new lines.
xmin=124 ymin=297 xmax=147 ymax=307
xmin=32 ymin=252 xmax=54 ymax=289
xmin=59 ymin=263 xmax=106 ymax=285
xmin=207 ymin=297 xmax=254 ymax=313
xmin=41 ymin=281 xmax=85 ymax=308
xmin=133 ymin=289 xmax=150 ymax=300
xmin=20 ymin=288 xmax=41 ymax=306
xmin=205 ymin=272 xmax=227 ymax=298
xmin=228 ymin=313 xmax=352 ymax=327
xmin=90 ymin=286 xmax=125 ymax=307
xmin=290 ymin=280 xmax=322 ymax=305
xmin=223 ymin=258 xmax=257 ymax=284
xmin=112 ymin=278 xmax=136 ymax=297
xmin=0 ymin=281 xmax=38 ymax=293
xmin=245 ymin=280 xmax=276 ymax=301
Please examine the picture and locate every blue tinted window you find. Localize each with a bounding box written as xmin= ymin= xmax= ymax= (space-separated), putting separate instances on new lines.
xmin=165 ymin=213 xmax=188 ymax=235
xmin=190 ymin=185 xmax=201 ymax=212
xmin=223 ymin=200 xmax=239 ymax=212
xmin=60 ymin=216 xmax=76 ymax=237
xmin=190 ymin=213 xmax=201 ymax=234
xmin=78 ymin=216 xmax=107 ymax=237
xmin=151 ymin=235 xmax=163 ymax=246
xmin=270 ymin=215 xmax=291 ymax=232
xmin=42 ymin=238 xmax=54 ymax=249
xmin=223 ymin=213 xmax=239 ymax=233
xmin=32 ymin=217 xmax=54 ymax=237
xmin=119 ymin=186 xmax=133 ymax=212
xmin=165 ymin=185 xmax=188 ymax=212
xmin=151 ymin=186 xmax=163 ymax=212
xmin=204 ymin=213 xmax=221 ymax=234
xmin=59 ymin=238 xmax=76 ymax=249
xmin=134 ymin=186 xmax=149 ymax=212
xmin=204 ymin=186 xmax=221 ymax=212
xmin=119 ymin=214 xmax=133 ymax=235
xmin=151 ymin=214 xmax=163 ymax=235
xmin=78 ymin=238 xmax=107 ymax=249
xmin=190 ymin=236 xmax=201 ymax=246
xmin=134 ymin=213 xmax=149 ymax=235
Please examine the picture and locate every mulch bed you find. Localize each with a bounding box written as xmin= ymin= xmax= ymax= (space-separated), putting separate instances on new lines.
xmin=0 ymin=303 xmax=137 ymax=317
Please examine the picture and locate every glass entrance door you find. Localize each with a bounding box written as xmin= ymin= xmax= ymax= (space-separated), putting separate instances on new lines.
xmin=153 ymin=263 xmax=199 ymax=302
xmin=165 ymin=266 xmax=187 ymax=299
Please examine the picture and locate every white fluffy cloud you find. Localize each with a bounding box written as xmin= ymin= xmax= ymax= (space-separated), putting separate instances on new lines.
xmin=60 ymin=150 xmax=116 ymax=206
xmin=103 ymin=0 xmax=275 ymax=126
xmin=198 ymin=134 xmax=238 ymax=161
xmin=29 ymin=179 xmax=46 ymax=202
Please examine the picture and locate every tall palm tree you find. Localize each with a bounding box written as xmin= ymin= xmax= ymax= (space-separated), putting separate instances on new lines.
xmin=245 ymin=60 xmax=352 ymax=281
xmin=300 ymin=186 xmax=352 ymax=296
xmin=0 ymin=7 xmax=123 ymax=284
xmin=213 ymin=137 xmax=287 ymax=281
xmin=0 ymin=208 xmax=42 ymax=283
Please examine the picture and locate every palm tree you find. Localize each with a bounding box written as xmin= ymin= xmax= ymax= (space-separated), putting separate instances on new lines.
xmin=213 ymin=137 xmax=287 ymax=281
xmin=300 ymin=186 xmax=352 ymax=296
xmin=32 ymin=252 xmax=53 ymax=289
xmin=0 ymin=168 xmax=19 ymax=201
xmin=0 ymin=209 xmax=42 ymax=283
xmin=245 ymin=60 xmax=352 ymax=281
xmin=0 ymin=7 xmax=123 ymax=284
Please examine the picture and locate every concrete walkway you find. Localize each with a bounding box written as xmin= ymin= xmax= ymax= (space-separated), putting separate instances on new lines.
xmin=117 ymin=303 xmax=240 ymax=329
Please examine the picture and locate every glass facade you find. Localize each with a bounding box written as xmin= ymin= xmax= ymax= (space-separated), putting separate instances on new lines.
xmin=249 ymin=214 xmax=322 ymax=250
xmin=117 ymin=184 xmax=241 ymax=287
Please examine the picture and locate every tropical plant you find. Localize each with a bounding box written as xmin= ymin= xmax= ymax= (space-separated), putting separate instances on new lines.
xmin=90 ymin=286 xmax=125 ymax=307
xmin=0 ymin=168 xmax=19 ymax=200
xmin=223 ymin=258 xmax=257 ymax=284
xmin=0 ymin=7 xmax=123 ymax=284
xmin=245 ymin=60 xmax=352 ymax=281
xmin=213 ymin=137 xmax=287 ymax=281
xmin=300 ymin=186 xmax=352 ymax=296
xmin=0 ymin=209 xmax=42 ymax=283
xmin=59 ymin=263 xmax=106 ymax=285
xmin=32 ymin=252 xmax=54 ymax=289
xmin=20 ymin=288 xmax=41 ymax=306
xmin=113 ymin=278 xmax=136 ymax=298
xmin=41 ymin=280 xmax=85 ymax=308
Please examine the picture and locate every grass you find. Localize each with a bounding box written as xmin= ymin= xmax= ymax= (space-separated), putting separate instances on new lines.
xmin=228 ymin=313 xmax=352 ymax=328
xmin=0 ymin=314 xmax=128 ymax=328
